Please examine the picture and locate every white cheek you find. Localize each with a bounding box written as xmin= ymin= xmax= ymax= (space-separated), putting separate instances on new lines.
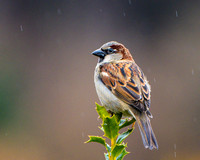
xmin=103 ymin=53 xmax=122 ymax=62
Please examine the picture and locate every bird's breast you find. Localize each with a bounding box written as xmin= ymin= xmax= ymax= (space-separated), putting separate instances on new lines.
xmin=94 ymin=64 xmax=134 ymax=118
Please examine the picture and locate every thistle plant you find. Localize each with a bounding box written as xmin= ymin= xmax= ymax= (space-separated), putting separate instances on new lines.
xmin=86 ymin=103 xmax=136 ymax=160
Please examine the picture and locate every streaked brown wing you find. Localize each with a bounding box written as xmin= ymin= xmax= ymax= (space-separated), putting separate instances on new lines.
xmin=99 ymin=61 xmax=151 ymax=112
xmin=136 ymin=66 xmax=151 ymax=101
xmin=135 ymin=65 xmax=151 ymax=111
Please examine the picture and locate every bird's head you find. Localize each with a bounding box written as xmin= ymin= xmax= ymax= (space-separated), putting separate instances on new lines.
xmin=91 ymin=41 xmax=134 ymax=63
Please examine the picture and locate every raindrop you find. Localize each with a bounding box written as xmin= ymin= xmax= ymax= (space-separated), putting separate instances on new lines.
xmin=174 ymin=152 xmax=176 ymax=158
xmin=128 ymin=0 xmax=132 ymax=5
xmin=123 ymin=12 xmax=126 ymax=17
xmin=192 ymin=69 xmax=194 ymax=75
xmin=20 ymin=25 xmax=23 ymax=31
xmin=174 ymin=144 xmax=176 ymax=150
xmin=176 ymin=10 xmax=178 ymax=17
xmin=82 ymin=132 xmax=85 ymax=138
xmin=153 ymin=78 xmax=156 ymax=83
xmin=174 ymin=144 xmax=176 ymax=158
xmin=57 ymin=8 xmax=62 ymax=15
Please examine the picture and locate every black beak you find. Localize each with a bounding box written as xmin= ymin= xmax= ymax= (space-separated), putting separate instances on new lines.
xmin=91 ymin=49 xmax=106 ymax=58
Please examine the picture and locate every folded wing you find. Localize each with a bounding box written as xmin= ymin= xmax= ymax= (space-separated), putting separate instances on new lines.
xmin=99 ymin=61 xmax=151 ymax=113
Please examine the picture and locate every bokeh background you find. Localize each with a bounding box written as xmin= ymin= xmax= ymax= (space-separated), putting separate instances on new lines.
xmin=0 ymin=0 xmax=200 ymax=160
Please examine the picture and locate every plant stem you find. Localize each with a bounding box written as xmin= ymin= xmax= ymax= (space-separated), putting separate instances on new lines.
xmin=110 ymin=137 xmax=117 ymax=160
xmin=111 ymin=138 xmax=115 ymax=149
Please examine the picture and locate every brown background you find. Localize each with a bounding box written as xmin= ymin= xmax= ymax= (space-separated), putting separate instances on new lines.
xmin=0 ymin=0 xmax=200 ymax=160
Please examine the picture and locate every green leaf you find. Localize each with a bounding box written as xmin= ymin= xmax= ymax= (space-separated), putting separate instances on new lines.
xmin=116 ymin=149 xmax=129 ymax=160
xmin=104 ymin=153 xmax=109 ymax=160
xmin=86 ymin=103 xmax=134 ymax=159
xmin=119 ymin=119 xmax=126 ymax=126
xmin=115 ymin=112 xmax=122 ymax=122
xmin=95 ymin=103 xmax=110 ymax=119
xmin=117 ymin=128 xmax=133 ymax=144
xmin=119 ymin=118 xmax=136 ymax=130
xmin=85 ymin=136 xmax=105 ymax=146
xmin=111 ymin=144 xmax=126 ymax=158
xmin=103 ymin=115 xmax=119 ymax=139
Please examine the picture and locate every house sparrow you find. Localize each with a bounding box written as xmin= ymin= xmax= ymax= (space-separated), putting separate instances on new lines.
xmin=91 ymin=41 xmax=158 ymax=150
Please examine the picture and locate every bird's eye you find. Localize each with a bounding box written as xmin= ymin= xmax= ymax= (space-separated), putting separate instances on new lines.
xmin=107 ymin=48 xmax=115 ymax=54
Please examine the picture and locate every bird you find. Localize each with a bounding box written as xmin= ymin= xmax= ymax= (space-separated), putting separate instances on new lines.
xmin=91 ymin=41 xmax=158 ymax=150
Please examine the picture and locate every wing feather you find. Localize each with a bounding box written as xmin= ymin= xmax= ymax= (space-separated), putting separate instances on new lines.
xmin=99 ymin=61 xmax=151 ymax=113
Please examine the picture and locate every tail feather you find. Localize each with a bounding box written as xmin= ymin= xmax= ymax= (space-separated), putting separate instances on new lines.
xmin=135 ymin=113 xmax=158 ymax=150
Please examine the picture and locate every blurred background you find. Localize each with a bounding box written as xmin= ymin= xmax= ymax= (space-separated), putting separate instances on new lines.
xmin=0 ymin=0 xmax=200 ymax=159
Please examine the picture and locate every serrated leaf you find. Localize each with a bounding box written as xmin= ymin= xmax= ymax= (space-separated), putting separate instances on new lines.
xmin=85 ymin=136 xmax=105 ymax=146
xmin=104 ymin=153 xmax=109 ymax=160
xmin=119 ymin=119 xmax=126 ymax=126
xmin=116 ymin=148 xmax=129 ymax=160
xmin=117 ymin=128 xmax=133 ymax=144
xmin=103 ymin=115 xmax=119 ymax=139
xmin=119 ymin=118 xmax=136 ymax=130
xmin=111 ymin=144 xmax=126 ymax=158
xmin=95 ymin=103 xmax=110 ymax=119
